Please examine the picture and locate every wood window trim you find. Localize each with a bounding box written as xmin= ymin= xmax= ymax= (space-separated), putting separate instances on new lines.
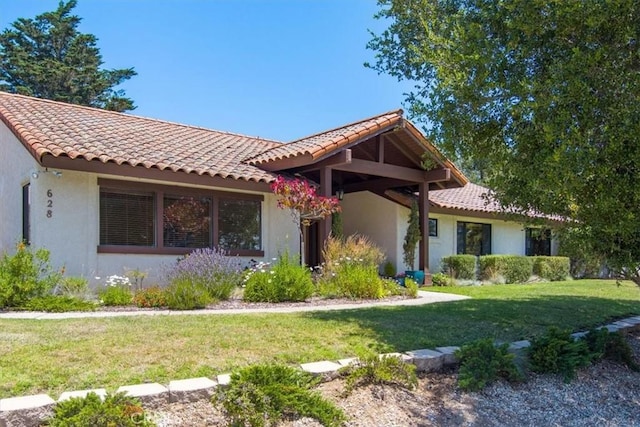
xmin=97 ymin=178 xmax=264 ymax=201
xmin=97 ymin=179 xmax=264 ymax=256
xmin=97 ymin=245 xmax=264 ymax=257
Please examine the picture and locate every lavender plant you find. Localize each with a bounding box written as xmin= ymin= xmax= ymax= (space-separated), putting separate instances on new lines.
xmin=164 ymin=247 xmax=242 ymax=301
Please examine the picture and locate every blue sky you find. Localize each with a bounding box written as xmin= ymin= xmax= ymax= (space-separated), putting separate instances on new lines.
xmin=1 ymin=1 xmax=414 ymax=142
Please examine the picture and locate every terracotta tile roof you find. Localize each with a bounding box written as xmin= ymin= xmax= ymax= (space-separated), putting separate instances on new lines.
xmin=429 ymin=182 xmax=562 ymax=221
xmin=246 ymin=110 xmax=404 ymax=165
xmin=429 ymin=183 xmax=500 ymax=213
xmin=0 ymin=92 xmax=281 ymax=182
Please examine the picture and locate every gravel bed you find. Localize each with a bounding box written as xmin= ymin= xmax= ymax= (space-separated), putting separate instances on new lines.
xmin=148 ymin=329 xmax=640 ymax=426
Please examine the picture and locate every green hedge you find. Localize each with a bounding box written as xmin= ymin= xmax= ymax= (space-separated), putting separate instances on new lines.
xmin=532 ymin=256 xmax=571 ymax=281
xmin=441 ymin=255 xmax=476 ymax=280
xmin=479 ymin=255 xmax=533 ymax=284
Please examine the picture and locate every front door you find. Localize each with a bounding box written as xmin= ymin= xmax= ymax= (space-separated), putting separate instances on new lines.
xmin=304 ymin=222 xmax=320 ymax=267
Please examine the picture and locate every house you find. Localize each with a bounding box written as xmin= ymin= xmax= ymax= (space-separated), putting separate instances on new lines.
xmin=0 ymin=92 xmax=556 ymax=286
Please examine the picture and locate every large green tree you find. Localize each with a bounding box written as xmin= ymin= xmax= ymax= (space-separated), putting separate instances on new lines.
xmin=0 ymin=0 xmax=136 ymax=112
xmin=367 ymin=0 xmax=640 ymax=284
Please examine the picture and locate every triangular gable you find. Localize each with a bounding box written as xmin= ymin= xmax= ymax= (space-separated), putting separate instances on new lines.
xmin=245 ymin=110 xmax=404 ymax=170
xmin=247 ymin=109 xmax=467 ymax=189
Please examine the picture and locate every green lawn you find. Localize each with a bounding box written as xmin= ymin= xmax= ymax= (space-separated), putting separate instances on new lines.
xmin=0 ymin=279 xmax=638 ymax=399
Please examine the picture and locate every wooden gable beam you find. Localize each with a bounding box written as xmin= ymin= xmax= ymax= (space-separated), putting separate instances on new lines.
xmin=291 ymin=149 xmax=352 ymax=173
xmin=378 ymin=135 xmax=385 ymax=163
xmin=342 ymin=177 xmax=417 ymax=194
xmin=424 ymin=167 xmax=450 ymax=183
xmin=332 ymin=158 xmax=424 ymax=182
xmin=332 ymin=158 xmax=451 ymax=184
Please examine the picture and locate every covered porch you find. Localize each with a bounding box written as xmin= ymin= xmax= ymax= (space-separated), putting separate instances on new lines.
xmin=247 ymin=110 xmax=467 ymax=283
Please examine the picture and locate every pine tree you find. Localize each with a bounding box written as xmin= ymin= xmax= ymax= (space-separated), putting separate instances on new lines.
xmin=0 ymin=0 xmax=136 ymax=112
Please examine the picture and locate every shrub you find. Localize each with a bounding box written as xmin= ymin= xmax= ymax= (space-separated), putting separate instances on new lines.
xmin=532 ymin=256 xmax=571 ymax=281
xmin=57 ymin=276 xmax=89 ymax=297
xmin=217 ymin=364 xmax=346 ymax=427
xmin=321 ymin=258 xmax=387 ymax=299
xmin=320 ymin=235 xmax=391 ymax=299
xmin=528 ymin=327 xmax=592 ymax=382
xmin=133 ymin=286 xmax=167 ymax=308
xmin=431 ymin=272 xmax=453 ymax=286
xmin=403 ymin=200 xmax=421 ymax=270
xmin=21 ymin=295 xmax=95 ymax=312
xmin=403 ymin=277 xmax=419 ymax=298
xmin=456 ymin=339 xmax=523 ymax=391
xmin=441 ymin=255 xmax=476 ymax=280
xmin=479 ymin=255 xmax=533 ymax=284
xmin=584 ymin=328 xmax=640 ymax=371
xmin=98 ymin=276 xmax=133 ymax=306
xmin=382 ymin=260 xmax=396 ymax=278
xmin=164 ymin=278 xmax=211 ymax=310
xmin=165 ymin=247 xmax=242 ymax=301
xmin=47 ymin=391 xmax=155 ymax=427
xmin=243 ymin=252 xmax=314 ymax=303
xmin=322 ymin=234 xmax=384 ymax=275
xmin=341 ymin=353 xmax=417 ymax=396
xmin=0 ymin=243 xmax=62 ymax=308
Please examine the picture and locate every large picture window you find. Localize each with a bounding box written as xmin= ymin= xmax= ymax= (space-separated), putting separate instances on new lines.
xmin=457 ymin=221 xmax=491 ymax=255
xmin=98 ymin=179 xmax=263 ymax=256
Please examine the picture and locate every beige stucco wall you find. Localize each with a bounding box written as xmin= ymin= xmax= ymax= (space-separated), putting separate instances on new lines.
xmin=0 ymin=121 xmax=40 ymax=254
xmin=341 ymin=191 xmax=403 ymax=271
xmin=341 ymin=191 xmax=532 ymax=274
xmin=428 ymin=213 xmax=526 ymax=272
xmin=1 ymin=124 xmax=299 ymax=287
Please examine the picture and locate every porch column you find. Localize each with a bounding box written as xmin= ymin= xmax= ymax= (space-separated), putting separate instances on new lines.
xmin=319 ymin=166 xmax=333 ymax=263
xmin=418 ymin=182 xmax=432 ymax=285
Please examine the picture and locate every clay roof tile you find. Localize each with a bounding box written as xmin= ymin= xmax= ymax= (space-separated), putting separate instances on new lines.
xmin=0 ymin=92 xmax=282 ymax=183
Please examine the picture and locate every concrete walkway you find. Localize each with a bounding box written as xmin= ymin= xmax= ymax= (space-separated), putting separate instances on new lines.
xmin=0 ymin=290 xmax=469 ymax=320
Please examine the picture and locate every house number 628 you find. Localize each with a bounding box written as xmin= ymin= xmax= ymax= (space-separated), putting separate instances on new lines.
xmin=46 ymin=189 xmax=53 ymax=218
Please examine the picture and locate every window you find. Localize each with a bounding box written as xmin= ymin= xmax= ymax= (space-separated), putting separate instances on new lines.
xmin=218 ymin=199 xmax=261 ymax=251
xmin=526 ymin=228 xmax=551 ymax=256
xmin=98 ymin=179 xmax=263 ymax=255
xmin=22 ymin=184 xmax=30 ymax=245
xmin=457 ymin=222 xmax=491 ymax=255
xmin=163 ymin=195 xmax=211 ymax=248
xmin=100 ymin=190 xmax=155 ymax=246
xmin=428 ymin=218 xmax=438 ymax=237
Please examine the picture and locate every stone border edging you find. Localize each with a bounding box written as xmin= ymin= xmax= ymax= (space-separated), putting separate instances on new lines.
xmin=1 ymin=315 xmax=639 ymax=427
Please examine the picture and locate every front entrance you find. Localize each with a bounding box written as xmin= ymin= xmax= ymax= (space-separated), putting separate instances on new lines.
xmin=304 ymin=222 xmax=321 ymax=267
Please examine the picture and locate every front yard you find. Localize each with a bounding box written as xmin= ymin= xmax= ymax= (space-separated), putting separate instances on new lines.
xmin=0 ymin=279 xmax=638 ymax=399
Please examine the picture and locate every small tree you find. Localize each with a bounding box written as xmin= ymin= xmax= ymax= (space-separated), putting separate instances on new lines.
xmin=403 ymin=200 xmax=421 ymax=270
xmin=271 ymin=176 xmax=341 ymax=265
